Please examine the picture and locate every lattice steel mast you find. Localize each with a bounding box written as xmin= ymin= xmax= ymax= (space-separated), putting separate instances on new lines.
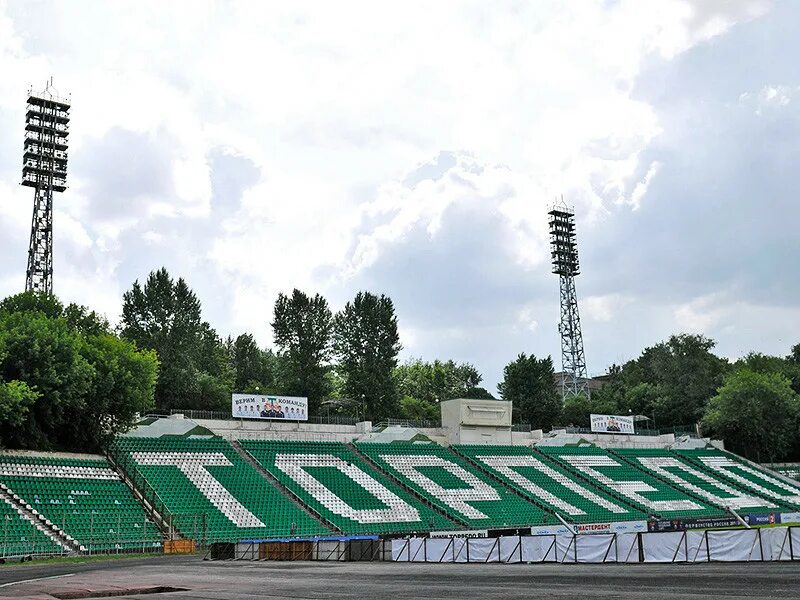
xmin=548 ymin=202 xmax=590 ymax=401
xmin=22 ymin=80 xmax=70 ymax=294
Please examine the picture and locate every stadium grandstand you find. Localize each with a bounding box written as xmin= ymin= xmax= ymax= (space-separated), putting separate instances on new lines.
xmin=1 ymin=404 xmax=800 ymax=562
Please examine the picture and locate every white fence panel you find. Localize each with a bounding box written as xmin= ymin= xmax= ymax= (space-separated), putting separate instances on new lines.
xmin=576 ymin=534 xmax=616 ymax=563
xmin=453 ymin=538 xmax=469 ymax=563
xmin=555 ymin=535 xmax=577 ymax=563
xmin=426 ymin=538 xmax=453 ymax=562
xmin=685 ymin=531 xmax=708 ymax=563
xmin=617 ymin=533 xmax=640 ymax=563
xmin=641 ymin=531 xmax=685 ymax=562
xmin=499 ymin=536 xmax=523 ymax=563
xmin=467 ymin=538 xmax=500 ymax=562
xmin=707 ymin=529 xmax=760 ymax=562
xmin=408 ymin=538 xmax=426 ymax=562
xmin=761 ymin=527 xmax=792 ymax=561
xmin=521 ymin=535 xmax=557 ymax=562
xmin=391 ymin=539 xmax=407 ymax=561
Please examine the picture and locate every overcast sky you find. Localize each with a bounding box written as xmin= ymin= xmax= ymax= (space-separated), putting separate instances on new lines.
xmin=1 ymin=0 xmax=798 ymax=391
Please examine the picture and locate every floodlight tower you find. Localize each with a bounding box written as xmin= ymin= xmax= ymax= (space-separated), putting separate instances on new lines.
xmin=548 ymin=202 xmax=590 ymax=401
xmin=22 ymin=80 xmax=70 ymax=295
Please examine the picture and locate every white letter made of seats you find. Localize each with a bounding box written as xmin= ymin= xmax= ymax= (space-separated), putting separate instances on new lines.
xmin=132 ymin=452 xmax=265 ymax=528
xmin=382 ymin=455 xmax=499 ymax=520
xmin=275 ymin=454 xmax=420 ymax=524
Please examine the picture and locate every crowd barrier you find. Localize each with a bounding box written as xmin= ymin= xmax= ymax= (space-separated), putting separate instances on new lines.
xmin=391 ymin=527 xmax=799 ymax=563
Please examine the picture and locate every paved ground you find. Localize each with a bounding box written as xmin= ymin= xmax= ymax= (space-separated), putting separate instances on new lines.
xmin=0 ymin=556 xmax=798 ymax=599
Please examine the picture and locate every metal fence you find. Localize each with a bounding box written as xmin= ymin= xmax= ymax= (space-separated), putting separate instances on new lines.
xmin=167 ymin=409 xmax=359 ymax=426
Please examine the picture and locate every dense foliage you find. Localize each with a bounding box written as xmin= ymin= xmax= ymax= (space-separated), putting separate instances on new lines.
xmin=333 ymin=292 xmax=401 ymax=421
xmin=271 ymin=289 xmax=334 ymax=414
xmin=120 ymin=268 xmax=232 ymax=411
xmin=3 ymin=267 xmax=800 ymax=460
xmin=497 ymin=353 xmax=561 ymax=429
xmin=0 ymin=292 xmax=157 ymax=452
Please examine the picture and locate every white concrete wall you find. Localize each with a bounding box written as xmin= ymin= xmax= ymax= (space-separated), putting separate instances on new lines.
xmin=193 ymin=418 xmax=372 ymax=443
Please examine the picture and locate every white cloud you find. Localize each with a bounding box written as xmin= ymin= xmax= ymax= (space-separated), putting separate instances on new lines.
xmin=0 ymin=0 xmax=787 ymax=388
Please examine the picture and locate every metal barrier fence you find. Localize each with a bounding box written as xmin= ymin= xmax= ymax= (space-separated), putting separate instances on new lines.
xmin=391 ymin=527 xmax=799 ymax=563
xmin=168 ymin=409 xmax=359 ymax=426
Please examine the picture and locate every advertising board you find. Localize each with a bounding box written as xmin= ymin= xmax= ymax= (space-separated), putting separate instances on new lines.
xmin=590 ymin=414 xmax=635 ymax=434
xmin=232 ymin=393 xmax=308 ymax=421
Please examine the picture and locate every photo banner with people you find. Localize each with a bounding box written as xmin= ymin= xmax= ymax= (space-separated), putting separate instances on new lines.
xmin=590 ymin=413 xmax=635 ymax=434
xmin=232 ymin=393 xmax=308 ymax=421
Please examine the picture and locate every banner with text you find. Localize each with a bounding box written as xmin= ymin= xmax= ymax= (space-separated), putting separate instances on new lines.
xmin=590 ymin=414 xmax=635 ymax=434
xmin=232 ymin=393 xmax=308 ymax=421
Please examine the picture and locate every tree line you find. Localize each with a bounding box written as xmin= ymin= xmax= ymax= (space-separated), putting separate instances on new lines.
xmin=1 ymin=266 xmax=798 ymax=461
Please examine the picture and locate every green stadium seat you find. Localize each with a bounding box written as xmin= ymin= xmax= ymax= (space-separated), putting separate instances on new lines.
xmin=674 ymin=449 xmax=800 ymax=511
xmin=111 ymin=437 xmax=330 ymax=542
xmin=610 ymin=448 xmax=792 ymax=515
xmin=536 ymin=446 xmax=726 ymax=520
xmin=240 ymin=440 xmax=455 ymax=534
xmin=356 ymin=442 xmax=557 ymax=529
xmin=0 ymin=454 xmax=161 ymax=553
xmin=453 ymin=445 xmax=648 ymax=524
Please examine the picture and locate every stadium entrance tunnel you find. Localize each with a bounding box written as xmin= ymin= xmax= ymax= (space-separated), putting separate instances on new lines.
xmin=50 ymin=587 xmax=189 ymax=599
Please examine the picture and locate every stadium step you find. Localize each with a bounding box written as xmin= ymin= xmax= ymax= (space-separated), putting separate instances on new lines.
xmin=449 ymin=445 xmax=572 ymax=525
xmin=106 ymin=451 xmax=171 ymax=538
xmin=0 ymin=485 xmax=78 ymax=554
xmin=347 ymin=442 xmax=471 ymax=529
xmin=607 ymin=448 xmax=745 ymax=516
xmin=229 ymin=440 xmax=342 ymax=534
xmin=529 ymin=446 xmax=657 ymax=518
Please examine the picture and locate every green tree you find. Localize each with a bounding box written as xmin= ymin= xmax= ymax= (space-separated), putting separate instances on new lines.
xmin=498 ymin=353 xmax=560 ymax=429
xmin=394 ymin=358 xmax=489 ymax=405
xmin=230 ymin=333 xmax=278 ymax=393
xmin=334 ymin=292 xmax=401 ymax=421
xmin=120 ymin=268 xmax=231 ymax=411
xmin=703 ymin=369 xmax=800 ymax=462
xmin=0 ymin=292 xmax=157 ymax=452
xmin=632 ymin=334 xmax=728 ymax=426
xmin=398 ymin=395 xmax=439 ymax=421
xmin=272 ymin=289 xmax=333 ymax=413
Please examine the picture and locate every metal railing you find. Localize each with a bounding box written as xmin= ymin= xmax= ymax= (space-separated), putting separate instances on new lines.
xmin=168 ymin=409 xmax=359 ymax=426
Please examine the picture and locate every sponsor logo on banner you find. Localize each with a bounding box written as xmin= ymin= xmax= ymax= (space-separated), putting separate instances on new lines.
xmin=744 ymin=513 xmax=780 ymax=526
xmin=576 ymin=521 xmax=648 ymax=535
xmin=430 ymin=530 xmax=488 ymax=538
xmin=780 ymin=512 xmax=800 ymax=524
xmin=647 ymin=516 xmax=740 ymax=532
xmin=232 ymin=393 xmax=308 ymax=421
xmin=531 ymin=524 xmax=573 ymax=536
xmin=590 ymin=414 xmax=635 ymax=434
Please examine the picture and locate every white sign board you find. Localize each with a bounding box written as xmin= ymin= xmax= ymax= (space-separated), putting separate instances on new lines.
xmin=590 ymin=414 xmax=635 ymax=434
xmin=232 ymin=393 xmax=308 ymax=421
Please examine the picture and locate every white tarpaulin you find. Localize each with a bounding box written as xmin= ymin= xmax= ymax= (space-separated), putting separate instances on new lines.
xmin=465 ymin=538 xmax=500 ymax=562
xmin=761 ymin=527 xmax=793 ymax=561
xmin=617 ymin=533 xmax=641 ymax=563
xmin=556 ymin=534 xmax=577 ymax=563
xmin=393 ymin=527 xmax=798 ymax=564
xmin=685 ymin=530 xmax=709 ymax=562
xmin=521 ymin=535 xmax=558 ymax=562
xmin=641 ymin=531 xmax=685 ymax=562
xmin=575 ymin=534 xmax=616 ymax=563
xmin=499 ymin=536 xmax=523 ymax=562
xmin=707 ymin=529 xmax=761 ymax=562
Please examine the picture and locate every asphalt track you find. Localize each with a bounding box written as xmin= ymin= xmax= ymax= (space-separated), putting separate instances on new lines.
xmin=0 ymin=556 xmax=798 ymax=599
